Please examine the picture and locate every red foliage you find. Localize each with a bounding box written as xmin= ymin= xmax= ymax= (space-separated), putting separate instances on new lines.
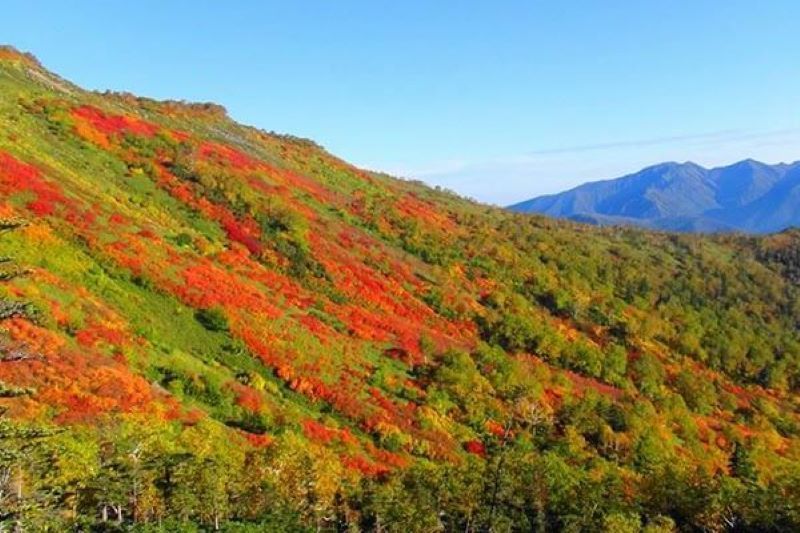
xmin=219 ymin=215 xmax=263 ymax=256
xmin=175 ymin=259 xmax=281 ymax=317
xmin=374 ymin=448 xmax=408 ymax=469
xmin=72 ymin=105 xmax=159 ymax=137
xmin=197 ymin=141 xmax=259 ymax=170
xmin=338 ymin=427 xmax=358 ymax=446
xmin=463 ymin=440 xmax=487 ymax=457
xmin=309 ymin=231 xmax=476 ymax=365
xmin=137 ymin=228 xmax=158 ymax=239
xmin=341 ymin=454 xmax=390 ymax=477
xmin=215 ymin=246 xmax=310 ymax=310
xmin=395 ymin=193 xmax=456 ymax=232
xmin=0 ymin=151 xmax=66 ymax=216
xmin=235 ymin=328 xmax=378 ymax=430
xmin=108 ymin=212 xmax=128 ymax=225
xmin=74 ymin=324 xmax=129 ymax=349
xmin=298 ymin=313 xmax=334 ymax=342
xmin=365 ymin=387 xmax=417 ymax=432
xmin=302 ymin=419 xmax=339 ymax=444
xmin=243 ymin=432 xmax=273 ymax=448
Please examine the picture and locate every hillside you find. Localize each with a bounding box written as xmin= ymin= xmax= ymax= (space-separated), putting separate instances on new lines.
xmin=510 ymin=159 xmax=800 ymax=233
xmin=0 ymin=46 xmax=799 ymax=531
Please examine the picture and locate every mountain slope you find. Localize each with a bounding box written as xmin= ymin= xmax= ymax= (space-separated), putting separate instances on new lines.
xmin=0 ymin=46 xmax=800 ymax=530
xmin=510 ymin=159 xmax=800 ymax=233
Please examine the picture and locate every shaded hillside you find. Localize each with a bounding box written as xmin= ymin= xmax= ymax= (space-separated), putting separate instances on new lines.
xmin=0 ymin=46 xmax=799 ymax=531
xmin=511 ymin=159 xmax=800 ymax=233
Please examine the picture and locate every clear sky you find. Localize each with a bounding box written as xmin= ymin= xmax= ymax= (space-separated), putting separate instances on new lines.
xmin=2 ymin=1 xmax=799 ymax=204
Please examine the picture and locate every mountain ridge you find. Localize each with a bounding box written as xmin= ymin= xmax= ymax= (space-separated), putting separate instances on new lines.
xmin=510 ymin=158 xmax=800 ymax=233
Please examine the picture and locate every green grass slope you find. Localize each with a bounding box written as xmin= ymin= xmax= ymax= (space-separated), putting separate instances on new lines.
xmin=0 ymin=46 xmax=798 ymax=531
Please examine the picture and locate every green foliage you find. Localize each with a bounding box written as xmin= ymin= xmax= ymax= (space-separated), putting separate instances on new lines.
xmin=195 ymin=307 xmax=229 ymax=332
xmin=674 ymin=369 xmax=718 ymax=415
xmin=631 ymin=353 xmax=666 ymax=399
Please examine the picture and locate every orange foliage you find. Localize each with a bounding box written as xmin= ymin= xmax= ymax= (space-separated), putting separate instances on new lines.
xmin=0 ymin=319 xmax=158 ymax=423
xmin=485 ymin=420 xmax=506 ymax=438
xmin=73 ymin=119 xmax=111 ymax=149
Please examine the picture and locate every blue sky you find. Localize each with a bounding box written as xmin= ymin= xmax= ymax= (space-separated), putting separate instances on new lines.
xmin=3 ymin=1 xmax=799 ymax=204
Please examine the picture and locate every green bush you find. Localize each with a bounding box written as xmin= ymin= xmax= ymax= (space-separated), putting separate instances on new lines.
xmin=195 ymin=307 xmax=229 ymax=332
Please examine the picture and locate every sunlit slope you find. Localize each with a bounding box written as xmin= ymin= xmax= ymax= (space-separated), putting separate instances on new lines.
xmin=0 ymin=46 xmax=799 ymax=530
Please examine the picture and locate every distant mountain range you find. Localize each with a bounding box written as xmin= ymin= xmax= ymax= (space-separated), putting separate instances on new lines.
xmin=510 ymin=159 xmax=800 ymax=233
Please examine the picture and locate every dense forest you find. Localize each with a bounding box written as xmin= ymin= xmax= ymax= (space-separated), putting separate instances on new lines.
xmin=0 ymin=46 xmax=798 ymax=531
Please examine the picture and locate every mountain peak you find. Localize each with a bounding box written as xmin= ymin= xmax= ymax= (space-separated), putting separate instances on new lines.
xmin=725 ymin=158 xmax=766 ymax=169
xmin=643 ymin=160 xmax=702 ymax=170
